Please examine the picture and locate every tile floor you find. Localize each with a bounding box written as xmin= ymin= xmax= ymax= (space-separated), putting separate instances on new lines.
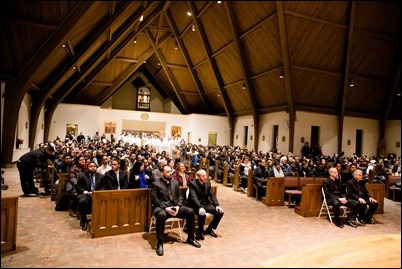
xmin=1 ymin=165 xmax=401 ymax=268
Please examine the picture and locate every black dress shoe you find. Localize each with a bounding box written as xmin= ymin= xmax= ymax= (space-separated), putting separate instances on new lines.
xmin=81 ymin=222 xmax=88 ymax=231
xmin=196 ymin=233 xmax=205 ymax=240
xmin=205 ymin=229 xmax=218 ymax=237
xmin=367 ymin=218 xmax=375 ymax=224
xmin=347 ymin=219 xmax=358 ymax=228
xmin=186 ymin=238 xmax=201 ymax=248
xmin=355 ymin=219 xmax=366 ymax=226
xmin=335 ymin=221 xmax=344 ymax=228
xmin=156 ymin=243 xmax=164 ymax=256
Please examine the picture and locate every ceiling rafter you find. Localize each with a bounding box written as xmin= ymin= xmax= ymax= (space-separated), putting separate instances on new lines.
xmin=95 ymin=32 xmax=173 ymax=105
xmin=188 ymin=1 xmax=234 ymax=136
xmin=59 ymin=2 xmax=160 ymax=103
xmin=339 ymin=1 xmax=356 ymax=151
xmin=277 ymin=1 xmax=296 ymax=153
xmin=29 ymin=1 xmax=134 ymax=145
xmin=3 ymin=1 xmax=98 ymax=151
xmin=42 ymin=2 xmax=165 ymax=142
xmin=145 ymin=29 xmax=189 ymax=112
xmin=165 ymin=8 xmax=210 ymax=113
xmin=225 ymin=1 xmax=259 ymax=150
xmin=380 ymin=61 xmax=401 ymax=138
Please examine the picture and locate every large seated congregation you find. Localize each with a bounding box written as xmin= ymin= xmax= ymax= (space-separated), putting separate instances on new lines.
xmin=24 ymin=133 xmax=402 ymax=238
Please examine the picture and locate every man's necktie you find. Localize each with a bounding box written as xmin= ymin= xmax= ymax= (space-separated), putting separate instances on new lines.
xmin=91 ymin=176 xmax=95 ymax=191
xmin=116 ymin=172 xmax=120 ymax=190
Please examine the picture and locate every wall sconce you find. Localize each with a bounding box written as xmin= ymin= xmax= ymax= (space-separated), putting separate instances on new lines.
xmin=282 ymin=136 xmax=286 ymax=142
xmin=236 ymin=134 xmax=238 ymax=140
xmin=301 ymin=137 xmax=305 ymax=143
xmin=262 ymin=135 xmax=265 ymax=141
xmin=25 ymin=122 xmax=28 ymax=129
xmin=41 ymin=123 xmax=44 ymax=130
xmin=250 ymin=135 xmax=253 ymax=140
xmin=347 ymin=139 xmax=351 ymax=145
xmin=198 ymin=138 xmax=201 ymax=142
xmin=396 ymin=141 xmax=400 ymax=148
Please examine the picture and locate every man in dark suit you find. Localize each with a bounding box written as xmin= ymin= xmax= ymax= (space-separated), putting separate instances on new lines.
xmin=151 ymin=165 xmax=201 ymax=256
xmin=346 ymin=169 xmax=378 ymax=224
xmin=322 ymin=167 xmax=363 ymax=228
xmin=103 ymin=158 xmax=128 ymax=190
xmin=76 ymin=161 xmax=105 ymax=231
xmin=188 ymin=169 xmax=224 ymax=241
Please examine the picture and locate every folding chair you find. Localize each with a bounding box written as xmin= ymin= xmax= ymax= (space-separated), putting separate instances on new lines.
xmin=148 ymin=216 xmax=184 ymax=241
xmin=318 ymin=187 xmax=348 ymax=224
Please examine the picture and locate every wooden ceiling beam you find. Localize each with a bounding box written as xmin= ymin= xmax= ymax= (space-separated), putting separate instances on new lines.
xmin=277 ymin=1 xmax=296 ymax=153
xmin=188 ymin=1 xmax=234 ymax=136
xmin=225 ymin=1 xmax=259 ymax=150
xmin=165 ymin=7 xmax=210 ymax=113
xmin=339 ymin=1 xmax=356 ymax=152
xmin=145 ymin=29 xmax=189 ymax=112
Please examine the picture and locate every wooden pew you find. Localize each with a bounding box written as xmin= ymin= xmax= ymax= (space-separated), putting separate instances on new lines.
xmin=90 ymin=186 xmax=218 ymax=239
xmin=46 ymin=164 xmax=55 ymax=200
xmin=1 ymin=195 xmax=19 ymax=253
xmin=213 ymin=160 xmax=219 ymax=182
xmin=222 ymin=163 xmax=230 ymax=187
xmin=57 ymin=170 xmax=69 ymax=203
xmin=365 ymin=183 xmax=385 ymax=214
xmin=246 ymin=169 xmax=254 ymax=197
xmin=385 ymin=174 xmax=401 ymax=200
xmin=284 ymin=176 xmax=300 ymax=208
xmin=90 ymin=189 xmax=150 ymax=238
xmin=294 ymin=184 xmax=323 ymax=217
xmin=232 ymin=165 xmax=240 ymax=191
xmin=264 ymin=177 xmax=285 ymax=206
xmin=313 ymin=177 xmax=326 ymax=185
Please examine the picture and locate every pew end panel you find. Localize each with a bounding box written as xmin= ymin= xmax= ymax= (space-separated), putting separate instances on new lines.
xmin=90 ymin=189 xmax=150 ymax=238
xmin=294 ymin=184 xmax=323 ymax=217
xmin=1 ymin=195 xmax=19 ymax=254
xmin=365 ymin=183 xmax=385 ymax=214
xmin=264 ymin=177 xmax=285 ymax=206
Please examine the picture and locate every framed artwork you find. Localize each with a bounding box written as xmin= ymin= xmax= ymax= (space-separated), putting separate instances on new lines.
xmin=105 ymin=122 xmax=116 ymax=134
xmin=171 ymin=126 xmax=182 ymax=138
xmin=66 ymin=124 xmax=78 ymax=137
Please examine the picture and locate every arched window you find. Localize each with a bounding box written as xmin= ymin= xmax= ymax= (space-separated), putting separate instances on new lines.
xmin=137 ymin=86 xmax=150 ymax=111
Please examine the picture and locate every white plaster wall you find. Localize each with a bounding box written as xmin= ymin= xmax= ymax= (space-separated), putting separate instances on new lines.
xmin=343 ymin=117 xmax=379 ymax=157
xmin=385 ymin=120 xmax=402 ymax=157
xmin=49 ymin=104 xmax=101 ymax=140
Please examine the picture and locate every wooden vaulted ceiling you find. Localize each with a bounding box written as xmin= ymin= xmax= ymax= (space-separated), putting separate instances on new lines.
xmin=1 ymin=1 xmax=401 ymax=163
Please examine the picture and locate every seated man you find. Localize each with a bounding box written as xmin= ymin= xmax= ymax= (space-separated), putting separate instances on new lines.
xmin=76 ymin=161 xmax=105 ymax=231
xmin=151 ymin=165 xmax=201 ymax=257
xmin=188 ymin=169 xmax=224 ymax=240
xmin=322 ymin=167 xmax=363 ymax=228
xmin=346 ymin=169 xmax=378 ymax=224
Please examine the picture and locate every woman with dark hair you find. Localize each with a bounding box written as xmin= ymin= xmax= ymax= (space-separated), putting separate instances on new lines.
xmin=128 ymin=161 xmax=149 ymax=189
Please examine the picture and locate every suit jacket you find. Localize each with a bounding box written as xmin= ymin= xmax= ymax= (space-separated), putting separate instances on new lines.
xmin=322 ymin=177 xmax=346 ymax=201
xmin=346 ymin=178 xmax=371 ymax=200
xmin=151 ymin=178 xmax=183 ymax=209
xmin=104 ymin=169 xmax=129 ymax=190
xmin=76 ymin=171 xmax=105 ymax=194
xmin=188 ymin=180 xmax=219 ymax=210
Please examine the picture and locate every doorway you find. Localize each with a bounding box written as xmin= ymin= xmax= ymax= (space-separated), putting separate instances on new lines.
xmin=272 ymin=125 xmax=279 ymax=151
xmin=244 ymin=126 xmax=248 ymax=147
xmin=355 ymin=129 xmax=363 ymax=156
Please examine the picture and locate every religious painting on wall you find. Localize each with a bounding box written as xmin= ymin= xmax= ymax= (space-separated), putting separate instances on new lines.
xmin=104 ymin=122 xmax=116 ymax=134
xmin=66 ymin=124 xmax=78 ymax=137
xmin=171 ymin=126 xmax=182 ymax=138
